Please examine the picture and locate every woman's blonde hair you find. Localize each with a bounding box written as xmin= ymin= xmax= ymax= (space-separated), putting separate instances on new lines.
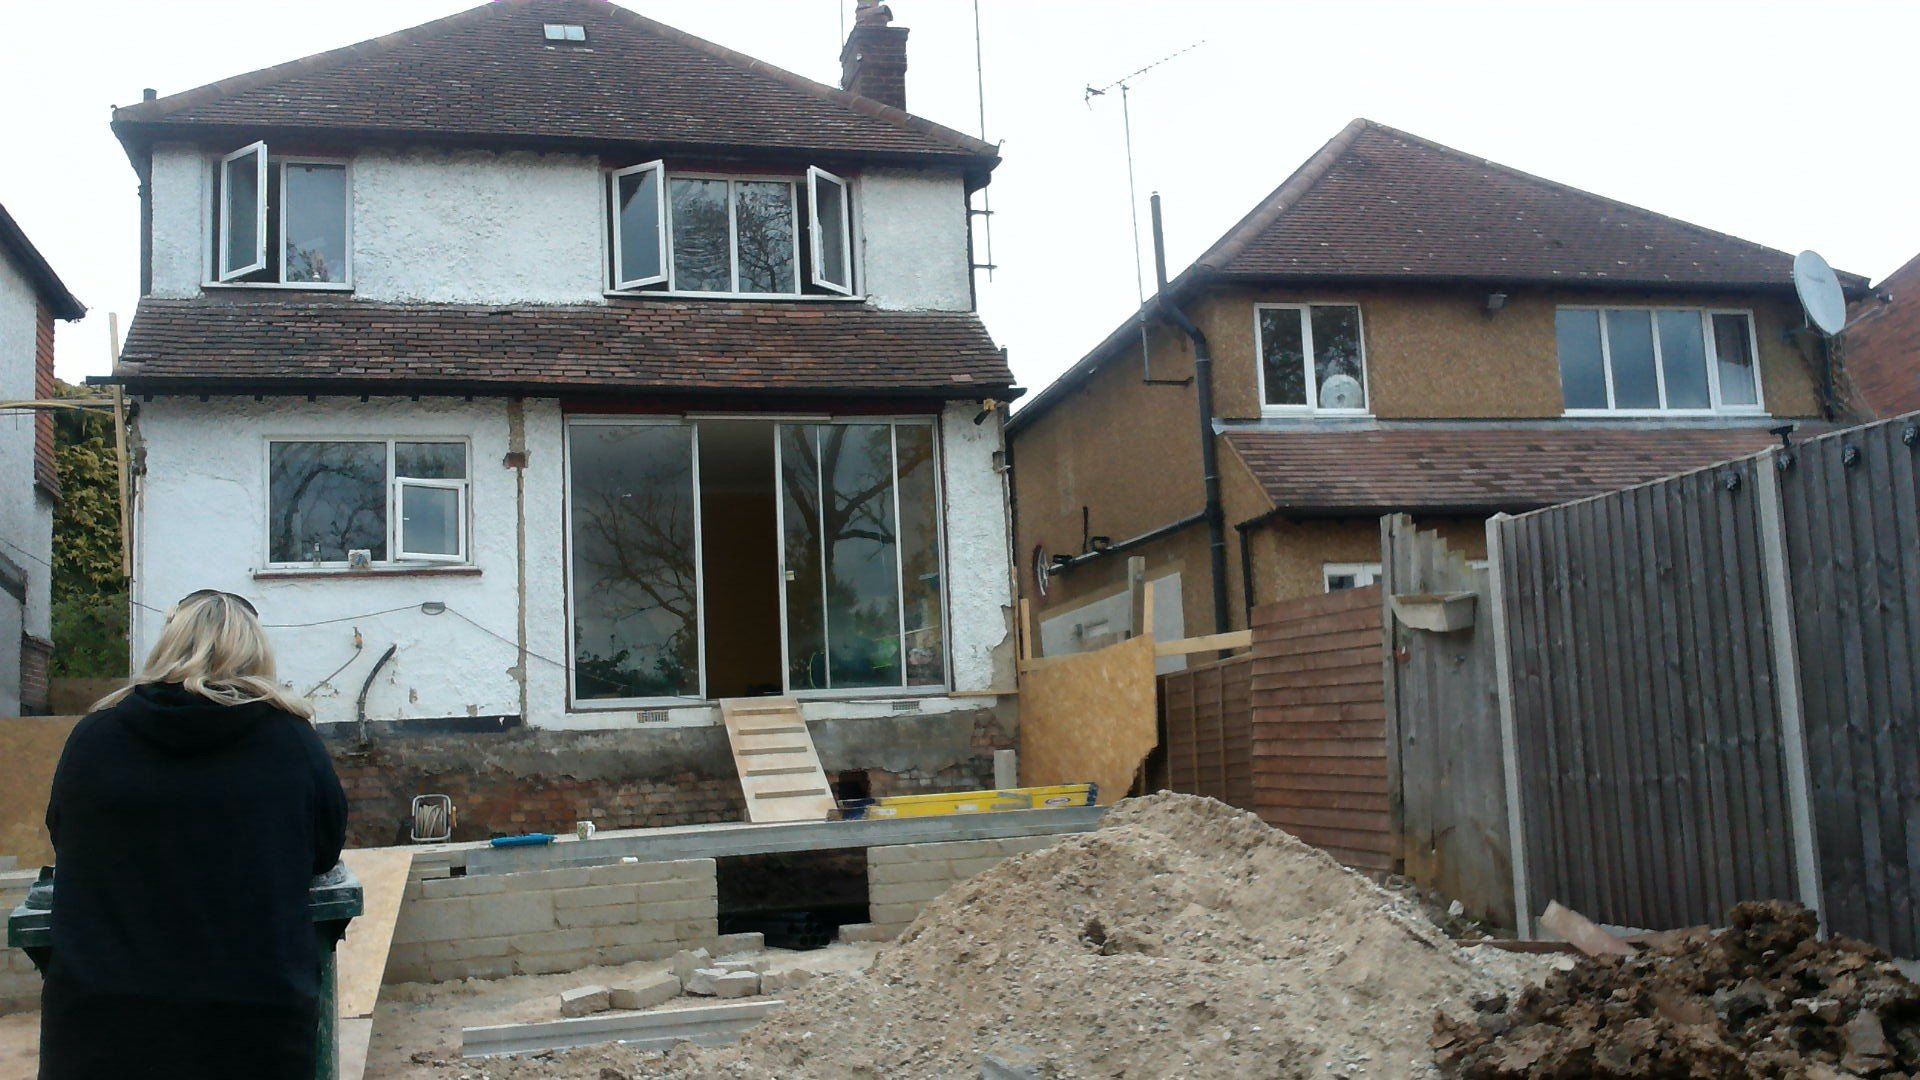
xmin=94 ymin=591 xmax=313 ymax=718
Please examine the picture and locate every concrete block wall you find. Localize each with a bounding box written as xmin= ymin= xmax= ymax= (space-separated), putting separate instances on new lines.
xmin=865 ymin=835 xmax=1067 ymax=935
xmin=0 ymin=871 xmax=40 ymax=1015
xmin=386 ymin=857 xmax=719 ymax=983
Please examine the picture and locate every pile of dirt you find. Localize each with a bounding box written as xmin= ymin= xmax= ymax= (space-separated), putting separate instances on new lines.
xmin=1432 ymin=901 xmax=1920 ymax=1078
xmin=451 ymin=793 xmax=1547 ymax=1078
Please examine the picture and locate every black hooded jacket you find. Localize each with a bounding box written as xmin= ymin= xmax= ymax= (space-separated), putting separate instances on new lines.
xmin=43 ymin=683 xmax=348 ymax=1006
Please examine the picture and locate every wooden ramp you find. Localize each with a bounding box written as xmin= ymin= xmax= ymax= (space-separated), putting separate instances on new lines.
xmin=719 ymin=697 xmax=835 ymax=823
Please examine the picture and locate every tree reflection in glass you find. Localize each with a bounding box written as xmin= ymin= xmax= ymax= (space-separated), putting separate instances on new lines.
xmin=570 ymin=425 xmax=701 ymax=700
xmin=269 ymin=441 xmax=386 ymax=563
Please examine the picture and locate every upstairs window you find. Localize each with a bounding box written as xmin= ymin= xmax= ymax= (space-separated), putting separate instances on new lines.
xmin=268 ymin=440 xmax=468 ymax=567
xmin=212 ymin=142 xmax=350 ymax=287
xmin=1557 ymin=307 xmax=1762 ymax=414
xmin=1257 ymin=303 xmax=1368 ymax=413
xmin=608 ymin=163 xmax=855 ymax=297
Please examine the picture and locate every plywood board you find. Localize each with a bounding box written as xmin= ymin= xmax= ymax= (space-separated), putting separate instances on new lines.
xmin=337 ymin=847 xmax=414 ymax=1020
xmin=0 ymin=715 xmax=82 ymax=865
xmin=1018 ymin=634 xmax=1158 ymax=805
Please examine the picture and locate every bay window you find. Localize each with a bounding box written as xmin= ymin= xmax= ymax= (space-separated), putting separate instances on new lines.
xmin=608 ymin=163 xmax=855 ymax=297
xmin=212 ymin=142 xmax=351 ymax=287
xmin=1557 ymin=307 xmax=1762 ymax=413
xmin=267 ymin=440 xmax=468 ymax=567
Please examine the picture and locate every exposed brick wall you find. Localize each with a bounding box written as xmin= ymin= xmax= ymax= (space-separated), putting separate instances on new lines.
xmin=19 ymin=635 xmax=52 ymax=714
xmin=1840 ymin=254 xmax=1920 ymax=419
xmin=33 ymin=302 xmax=56 ymax=498
xmin=861 ymin=708 xmax=1013 ymax=799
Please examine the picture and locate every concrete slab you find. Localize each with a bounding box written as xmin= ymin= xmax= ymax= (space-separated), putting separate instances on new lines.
xmin=609 ymin=973 xmax=681 ymax=1010
xmin=559 ymin=985 xmax=611 ymax=1017
xmin=463 ymin=1000 xmax=785 ymax=1058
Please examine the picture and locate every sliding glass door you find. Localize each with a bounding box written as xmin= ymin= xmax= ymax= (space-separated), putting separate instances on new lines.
xmin=777 ymin=420 xmax=946 ymax=694
xmin=567 ymin=421 xmax=704 ymax=703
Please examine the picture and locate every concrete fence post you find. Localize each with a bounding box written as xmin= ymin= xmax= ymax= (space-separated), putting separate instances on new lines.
xmin=1484 ymin=512 xmax=1532 ymax=939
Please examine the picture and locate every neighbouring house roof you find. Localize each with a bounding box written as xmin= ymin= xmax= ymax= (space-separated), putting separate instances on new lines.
xmin=108 ymin=297 xmax=1014 ymax=399
xmin=109 ymin=0 xmax=996 ymax=177
xmin=1225 ymin=425 xmax=1804 ymax=518
xmin=1840 ymin=253 xmax=1920 ymax=418
xmin=0 ymin=202 xmax=84 ymax=321
xmin=1012 ymin=118 xmax=1867 ymax=432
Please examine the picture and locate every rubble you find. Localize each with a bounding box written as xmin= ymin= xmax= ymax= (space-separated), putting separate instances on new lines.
xmin=559 ymin=985 xmax=611 ymax=1018
xmin=1432 ymin=901 xmax=1920 ymax=1077
xmin=609 ymin=974 xmax=680 ymax=1011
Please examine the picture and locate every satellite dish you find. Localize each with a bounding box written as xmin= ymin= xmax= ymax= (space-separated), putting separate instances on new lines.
xmin=1319 ymin=373 xmax=1365 ymax=410
xmin=1793 ymin=250 xmax=1847 ymax=336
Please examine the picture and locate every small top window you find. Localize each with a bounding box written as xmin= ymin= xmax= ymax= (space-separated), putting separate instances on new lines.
xmin=544 ymin=23 xmax=586 ymax=41
xmin=1556 ymin=307 xmax=1763 ymax=414
xmin=1257 ymin=304 xmax=1368 ymax=413
xmin=211 ymin=142 xmax=350 ymax=288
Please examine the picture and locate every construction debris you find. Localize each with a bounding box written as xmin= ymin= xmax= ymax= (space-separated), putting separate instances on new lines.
xmin=447 ymin=793 xmax=1551 ymax=1077
xmin=1431 ymin=901 xmax=1920 ymax=1077
xmin=608 ymin=974 xmax=679 ymax=1011
xmin=558 ymin=986 xmax=610 ymax=1018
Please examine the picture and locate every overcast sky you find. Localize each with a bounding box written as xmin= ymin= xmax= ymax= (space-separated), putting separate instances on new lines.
xmin=3 ymin=0 xmax=1916 ymax=395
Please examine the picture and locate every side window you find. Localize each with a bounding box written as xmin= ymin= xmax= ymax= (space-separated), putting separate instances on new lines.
xmin=1257 ymin=304 xmax=1368 ymax=413
xmin=211 ymin=143 xmax=351 ymax=287
xmin=1323 ymin=562 xmax=1381 ymax=592
xmin=609 ymin=160 xmax=666 ymax=289
xmin=268 ymin=440 xmax=468 ymax=567
xmin=807 ymin=166 xmax=853 ymax=295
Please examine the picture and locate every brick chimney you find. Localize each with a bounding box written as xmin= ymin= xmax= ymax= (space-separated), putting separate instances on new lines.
xmin=840 ymin=1 xmax=909 ymax=110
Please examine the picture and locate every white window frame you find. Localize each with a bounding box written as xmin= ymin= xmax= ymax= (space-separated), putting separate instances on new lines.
xmin=217 ymin=141 xmax=269 ymax=281
xmin=608 ymin=160 xmax=668 ymax=290
xmin=1558 ymin=305 xmax=1767 ymax=417
xmin=393 ymin=478 xmax=469 ymax=563
xmin=561 ymin=417 xmax=708 ymax=710
xmin=261 ymin=437 xmax=471 ymax=570
xmin=1254 ymin=302 xmax=1371 ymax=417
xmin=1322 ymin=562 xmax=1381 ymax=592
xmin=209 ymin=150 xmax=354 ymax=291
xmin=662 ymin=172 xmax=803 ymax=298
xmin=806 ymin=166 xmax=854 ymax=296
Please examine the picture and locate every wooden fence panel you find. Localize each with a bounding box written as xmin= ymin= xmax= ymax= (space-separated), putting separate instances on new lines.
xmin=1778 ymin=417 xmax=1920 ymax=956
xmin=1492 ymin=455 xmax=1798 ymax=932
xmin=1159 ymin=654 xmax=1255 ymax=811
xmin=1250 ymin=585 xmax=1391 ymax=871
xmin=1382 ymin=515 xmax=1512 ymax=927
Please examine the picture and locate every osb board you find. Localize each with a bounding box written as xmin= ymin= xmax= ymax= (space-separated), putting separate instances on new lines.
xmin=0 ymin=716 xmax=82 ymax=866
xmin=337 ymin=847 xmax=414 ymax=1020
xmin=1019 ymin=635 xmax=1158 ymax=805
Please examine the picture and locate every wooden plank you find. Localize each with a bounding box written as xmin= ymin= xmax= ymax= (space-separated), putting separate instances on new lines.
xmin=1877 ymin=426 xmax=1920 ymax=956
xmin=337 ymin=847 xmax=414 ymax=1021
xmin=1155 ymin=630 xmax=1253 ymax=657
xmin=720 ymin=698 xmax=836 ymax=823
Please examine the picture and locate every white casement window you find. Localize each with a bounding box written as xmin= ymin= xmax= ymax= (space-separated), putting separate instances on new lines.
xmin=267 ymin=440 xmax=469 ymax=567
xmin=218 ymin=142 xmax=268 ymax=281
xmin=807 ymin=166 xmax=853 ymax=295
xmin=212 ymin=143 xmax=351 ymax=288
xmin=1256 ymin=303 xmax=1369 ymax=414
xmin=609 ymin=160 xmax=667 ymax=289
xmin=1556 ymin=307 xmax=1764 ymax=415
xmin=605 ymin=165 xmax=855 ymax=297
xmin=1323 ymin=562 xmax=1381 ymax=592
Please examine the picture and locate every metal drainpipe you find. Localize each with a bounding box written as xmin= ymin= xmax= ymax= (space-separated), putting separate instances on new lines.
xmin=1150 ymin=193 xmax=1230 ymax=635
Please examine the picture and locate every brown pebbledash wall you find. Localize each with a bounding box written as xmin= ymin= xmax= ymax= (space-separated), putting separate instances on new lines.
xmin=325 ymin=706 xmax=1016 ymax=847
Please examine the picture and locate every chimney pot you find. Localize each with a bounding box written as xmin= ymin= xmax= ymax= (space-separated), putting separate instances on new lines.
xmin=840 ymin=0 xmax=909 ymax=110
xmin=142 ymin=87 xmax=157 ymax=102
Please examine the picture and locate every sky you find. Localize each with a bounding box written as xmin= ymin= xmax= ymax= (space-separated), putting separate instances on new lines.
xmin=2 ymin=0 xmax=1916 ymax=396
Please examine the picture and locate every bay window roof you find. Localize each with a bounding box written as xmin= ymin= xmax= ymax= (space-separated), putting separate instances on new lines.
xmin=109 ymin=0 xmax=997 ymax=179
xmin=108 ymin=297 xmax=1016 ymax=399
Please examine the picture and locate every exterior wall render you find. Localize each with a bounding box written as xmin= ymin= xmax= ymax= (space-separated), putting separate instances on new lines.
xmin=0 ymin=252 xmax=54 ymax=715
xmin=130 ymin=397 xmax=1014 ymax=731
xmin=144 ymin=146 xmax=974 ymax=311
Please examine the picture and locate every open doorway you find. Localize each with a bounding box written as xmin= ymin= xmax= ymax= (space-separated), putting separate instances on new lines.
xmin=699 ymin=421 xmax=784 ymax=698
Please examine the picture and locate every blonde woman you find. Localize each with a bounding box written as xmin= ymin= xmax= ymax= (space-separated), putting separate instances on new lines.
xmin=39 ymin=590 xmax=347 ymax=1080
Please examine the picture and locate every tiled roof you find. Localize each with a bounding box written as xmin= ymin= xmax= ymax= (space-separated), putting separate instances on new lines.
xmin=113 ymin=297 xmax=1013 ymax=398
xmin=0 ymin=202 xmax=83 ymax=320
xmin=110 ymin=0 xmax=994 ymax=168
xmin=1199 ymin=120 xmax=1860 ymax=289
xmin=1840 ymin=253 xmax=1920 ymax=418
xmin=1226 ymin=425 xmax=1803 ymax=516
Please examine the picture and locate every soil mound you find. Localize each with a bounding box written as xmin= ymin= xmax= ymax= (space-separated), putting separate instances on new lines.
xmin=575 ymin=792 xmax=1538 ymax=1078
xmin=1432 ymin=901 xmax=1920 ymax=1078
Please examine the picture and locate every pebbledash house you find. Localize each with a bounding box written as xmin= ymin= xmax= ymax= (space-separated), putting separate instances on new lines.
xmin=100 ymin=0 xmax=1020 ymax=841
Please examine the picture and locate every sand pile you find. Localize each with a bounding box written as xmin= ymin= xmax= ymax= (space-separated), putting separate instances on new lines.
xmin=457 ymin=793 xmax=1542 ymax=1078
xmin=1433 ymin=901 xmax=1920 ymax=1078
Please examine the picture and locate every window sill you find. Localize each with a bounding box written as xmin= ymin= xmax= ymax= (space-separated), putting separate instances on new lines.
xmin=1260 ymin=408 xmax=1373 ymax=419
xmin=602 ymin=290 xmax=865 ymax=303
xmin=253 ymin=565 xmax=480 ymax=581
xmin=202 ymin=281 xmax=354 ymax=293
xmin=1561 ymin=408 xmax=1770 ymax=419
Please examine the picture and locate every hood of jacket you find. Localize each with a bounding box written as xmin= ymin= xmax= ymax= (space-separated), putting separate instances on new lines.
xmin=112 ymin=682 xmax=286 ymax=756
